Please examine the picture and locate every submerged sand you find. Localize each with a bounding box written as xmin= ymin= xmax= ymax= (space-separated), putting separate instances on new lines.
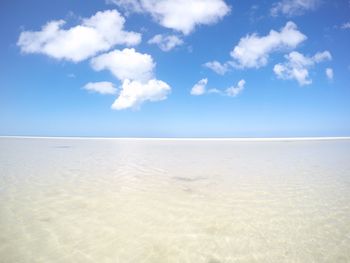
xmin=0 ymin=137 xmax=349 ymax=262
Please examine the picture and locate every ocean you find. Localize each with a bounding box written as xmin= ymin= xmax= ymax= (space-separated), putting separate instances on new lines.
xmin=0 ymin=137 xmax=349 ymax=262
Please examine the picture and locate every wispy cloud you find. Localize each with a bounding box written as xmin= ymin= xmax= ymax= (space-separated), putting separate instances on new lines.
xmin=190 ymin=78 xmax=208 ymax=95
xmin=271 ymin=0 xmax=320 ymax=17
xmin=191 ymin=78 xmax=246 ymax=97
xmin=203 ymin=61 xmax=230 ymax=75
xmin=341 ymin=22 xmax=350 ymax=29
xmin=83 ymin=82 xmax=118 ymax=95
xmin=225 ymin=79 xmax=246 ymax=97
xmin=274 ymin=51 xmax=332 ymax=85
xmin=148 ymin=34 xmax=183 ymax=51
xmin=325 ymin=68 xmax=334 ymax=81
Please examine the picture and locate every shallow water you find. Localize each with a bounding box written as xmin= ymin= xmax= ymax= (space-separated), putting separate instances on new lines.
xmin=0 ymin=138 xmax=349 ymax=262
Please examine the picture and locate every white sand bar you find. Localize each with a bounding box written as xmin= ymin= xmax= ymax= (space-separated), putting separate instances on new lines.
xmin=0 ymin=137 xmax=349 ymax=262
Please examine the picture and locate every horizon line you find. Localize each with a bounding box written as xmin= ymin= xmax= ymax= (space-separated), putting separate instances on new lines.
xmin=1 ymin=136 xmax=350 ymax=141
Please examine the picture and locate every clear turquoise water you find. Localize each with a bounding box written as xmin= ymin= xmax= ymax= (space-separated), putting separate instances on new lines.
xmin=0 ymin=138 xmax=349 ymax=262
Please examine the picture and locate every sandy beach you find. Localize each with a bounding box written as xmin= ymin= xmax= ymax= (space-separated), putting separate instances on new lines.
xmin=0 ymin=137 xmax=349 ymax=262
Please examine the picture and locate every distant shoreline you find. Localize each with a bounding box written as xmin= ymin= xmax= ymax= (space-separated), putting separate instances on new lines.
xmin=1 ymin=136 xmax=350 ymax=142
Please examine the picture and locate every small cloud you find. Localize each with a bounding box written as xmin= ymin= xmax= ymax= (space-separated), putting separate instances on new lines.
xmin=204 ymin=61 xmax=230 ymax=75
xmin=325 ymin=68 xmax=334 ymax=81
xmin=230 ymin=21 xmax=306 ymax=69
xmin=207 ymin=88 xmax=221 ymax=94
xmin=109 ymin=0 xmax=230 ymax=35
xmin=341 ymin=22 xmax=350 ymax=29
xmin=83 ymin=81 xmax=118 ymax=95
xmin=190 ymin=78 xmax=208 ymax=96
xmin=225 ymin=79 xmax=245 ymax=97
xmin=273 ymin=51 xmax=332 ymax=86
xmin=190 ymin=78 xmax=246 ymax=97
xmin=148 ymin=34 xmax=183 ymax=51
xmin=271 ymin=0 xmax=320 ymax=17
xmin=67 ymin=73 xmax=76 ymax=78
xmin=112 ymin=79 xmax=170 ymax=110
xmin=313 ymin=51 xmax=332 ymax=63
xmin=106 ymin=0 xmax=143 ymax=13
xmin=17 ymin=10 xmax=141 ymax=62
xmin=248 ymin=4 xmax=264 ymax=24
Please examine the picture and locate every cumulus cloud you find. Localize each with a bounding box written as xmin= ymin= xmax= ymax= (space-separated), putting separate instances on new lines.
xmin=273 ymin=51 xmax=332 ymax=86
xmin=90 ymin=48 xmax=171 ymax=110
xmin=230 ymin=21 xmax=306 ymax=69
xmin=225 ymin=79 xmax=246 ymax=97
xmin=112 ymin=79 xmax=170 ymax=110
xmin=17 ymin=10 xmax=141 ymax=62
xmin=110 ymin=0 xmax=230 ymax=35
xmin=271 ymin=0 xmax=320 ymax=17
xmin=91 ymin=48 xmax=155 ymax=82
xmin=190 ymin=78 xmax=245 ymax=97
xmin=204 ymin=61 xmax=230 ymax=75
xmin=190 ymin=78 xmax=208 ymax=95
xmin=326 ymin=68 xmax=334 ymax=81
xmin=83 ymin=82 xmax=118 ymax=95
xmin=148 ymin=34 xmax=183 ymax=51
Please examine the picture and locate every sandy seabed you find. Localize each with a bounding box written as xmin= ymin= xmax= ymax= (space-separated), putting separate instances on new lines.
xmin=0 ymin=137 xmax=349 ymax=262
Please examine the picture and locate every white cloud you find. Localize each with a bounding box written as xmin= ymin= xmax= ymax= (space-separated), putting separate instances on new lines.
xmin=230 ymin=21 xmax=306 ymax=69
xmin=83 ymin=81 xmax=118 ymax=95
xmin=204 ymin=61 xmax=230 ymax=75
xmin=110 ymin=0 xmax=230 ymax=35
xmin=326 ymin=68 xmax=334 ymax=80
xmin=148 ymin=34 xmax=183 ymax=51
xmin=112 ymin=79 xmax=170 ymax=110
xmin=190 ymin=78 xmax=208 ymax=95
xmin=90 ymin=48 xmax=171 ymax=109
xmin=225 ymin=79 xmax=245 ymax=97
xmin=91 ymin=48 xmax=155 ymax=82
xmin=67 ymin=73 xmax=76 ymax=78
xmin=313 ymin=51 xmax=332 ymax=63
xmin=190 ymin=78 xmax=245 ymax=97
xmin=107 ymin=0 xmax=144 ymax=12
xmin=207 ymin=88 xmax=221 ymax=94
xmin=271 ymin=0 xmax=320 ymax=17
xmin=341 ymin=22 xmax=350 ymax=29
xmin=273 ymin=51 xmax=332 ymax=86
xmin=17 ymin=10 xmax=141 ymax=62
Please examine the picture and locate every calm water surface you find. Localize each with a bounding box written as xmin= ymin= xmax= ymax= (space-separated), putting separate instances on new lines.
xmin=0 ymin=138 xmax=349 ymax=262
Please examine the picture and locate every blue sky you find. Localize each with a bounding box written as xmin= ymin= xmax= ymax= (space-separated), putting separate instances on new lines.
xmin=0 ymin=0 xmax=349 ymax=137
